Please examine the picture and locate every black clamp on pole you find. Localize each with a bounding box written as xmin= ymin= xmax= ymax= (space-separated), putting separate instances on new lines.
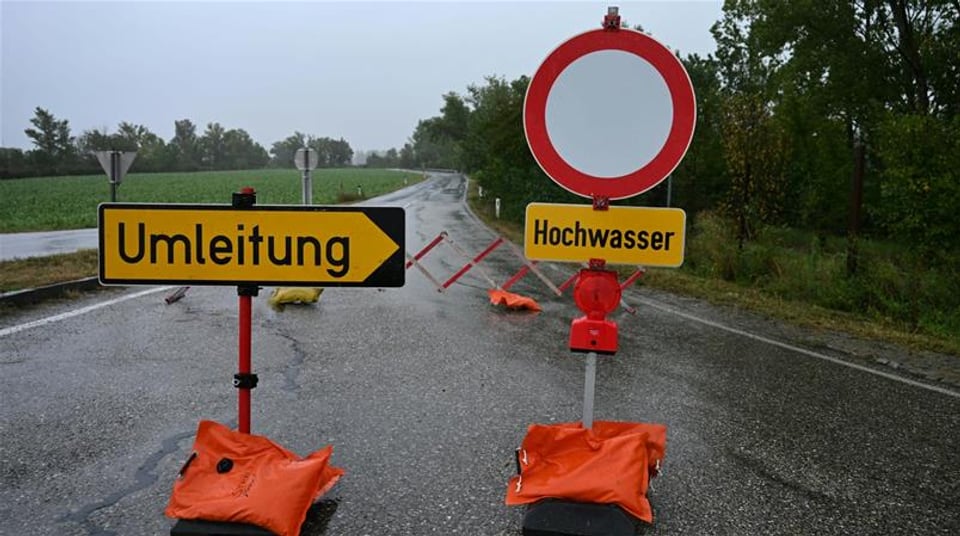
xmin=603 ymin=6 xmax=621 ymax=31
xmin=237 ymin=285 xmax=260 ymax=297
xmin=233 ymin=373 xmax=259 ymax=390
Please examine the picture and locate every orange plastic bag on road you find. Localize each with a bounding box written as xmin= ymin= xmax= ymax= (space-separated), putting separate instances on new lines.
xmin=505 ymin=421 xmax=666 ymax=522
xmin=165 ymin=420 xmax=343 ymax=536
xmin=488 ymin=288 xmax=542 ymax=312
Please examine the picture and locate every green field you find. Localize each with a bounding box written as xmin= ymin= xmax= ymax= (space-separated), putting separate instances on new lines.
xmin=0 ymin=168 xmax=422 ymax=232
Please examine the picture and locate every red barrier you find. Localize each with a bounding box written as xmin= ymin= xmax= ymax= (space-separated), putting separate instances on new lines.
xmin=620 ymin=267 xmax=646 ymax=289
xmin=501 ymin=262 xmax=537 ymax=291
xmin=558 ymin=271 xmax=580 ymax=293
xmin=405 ymin=232 xmax=447 ymax=269
xmin=442 ymin=237 xmax=504 ymax=289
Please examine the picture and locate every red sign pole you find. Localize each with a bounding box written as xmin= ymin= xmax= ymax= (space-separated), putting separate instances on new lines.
xmin=232 ymin=187 xmax=260 ymax=434
xmin=238 ymin=293 xmax=252 ymax=434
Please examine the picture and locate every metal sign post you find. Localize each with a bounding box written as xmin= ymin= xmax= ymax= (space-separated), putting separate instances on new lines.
xmin=294 ymin=147 xmax=319 ymax=204
xmin=95 ymin=150 xmax=137 ymax=202
xmin=582 ymin=352 xmax=597 ymax=429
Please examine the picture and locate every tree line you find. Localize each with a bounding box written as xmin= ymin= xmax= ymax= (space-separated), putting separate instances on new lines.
xmin=0 ymin=107 xmax=355 ymax=179
xmin=380 ymin=0 xmax=959 ymax=263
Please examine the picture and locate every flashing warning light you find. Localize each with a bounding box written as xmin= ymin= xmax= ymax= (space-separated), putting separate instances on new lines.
xmin=570 ymin=269 xmax=621 ymax=354
xmin=573 ymin=269 xmax=621 ymax=318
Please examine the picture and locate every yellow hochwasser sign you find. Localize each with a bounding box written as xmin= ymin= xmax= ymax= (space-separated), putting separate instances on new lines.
xmin=524 ymin=203 xmax=686 ymax=266
xmin=99 ymin=204 xmax=404 ymax=286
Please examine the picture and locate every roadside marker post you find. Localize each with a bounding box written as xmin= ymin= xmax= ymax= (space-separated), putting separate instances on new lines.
xmin=507 ymin=6 xmax=695 ymax=534
xmin=294 ymin=147 xmax=319 ymax=204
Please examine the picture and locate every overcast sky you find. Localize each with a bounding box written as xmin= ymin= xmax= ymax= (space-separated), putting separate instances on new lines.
xmin=1 ymin=1 xmax=722 ymax=155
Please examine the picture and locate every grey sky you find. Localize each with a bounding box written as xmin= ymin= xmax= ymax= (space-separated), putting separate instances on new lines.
xmin=1 ymin=1 xmax=722 ymax=155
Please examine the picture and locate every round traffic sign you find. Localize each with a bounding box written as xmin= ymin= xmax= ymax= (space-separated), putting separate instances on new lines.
xmin=524 ymin=28 xmax=696 ymax=200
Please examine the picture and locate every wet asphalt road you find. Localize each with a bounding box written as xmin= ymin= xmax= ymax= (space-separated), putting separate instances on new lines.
xmin=1 ymin=173 xmax=959 ymax=535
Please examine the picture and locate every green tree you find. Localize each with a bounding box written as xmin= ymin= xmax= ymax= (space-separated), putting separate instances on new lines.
xmin=0 ymin=148 xmax=29 ymax=179
xmin=170 ymin=119 xmax=200 ymax=171
xmin=24 ymin=107 xmax=74 ymax=173
xmin=665 ymin=54 xmax=728 ymax=215
xmin=199 ymin=122 xmax=226 ymax=169
xmin=875 ymin=114 xmax=960 ymax=254
xmin=711 ymin=5 xmax=789 ymax=245
xmin=270 ymin=132 xmax=307 ymax=167
xmin=76 ymin=127 xmax=115 ymax=154
xmin=222 ymin=128 xmax=269 ymax=169
xmin=461 ymin=75 xmax=572 ymax=221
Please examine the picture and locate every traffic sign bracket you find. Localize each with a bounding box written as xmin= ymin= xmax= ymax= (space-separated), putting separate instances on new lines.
xmin=602 ymin=6 xmax=621 ymax=31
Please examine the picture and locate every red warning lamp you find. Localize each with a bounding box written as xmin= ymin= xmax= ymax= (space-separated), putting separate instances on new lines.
xmin=573 ymin=269 xmax=621 ymax=318
xmin=570 ymin=269 xmax=620 ymax=354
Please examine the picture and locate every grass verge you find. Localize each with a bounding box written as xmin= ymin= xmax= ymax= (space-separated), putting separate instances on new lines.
xmin=0 ymin=249 xmax=99 ymax=293
xmin=466 ymin=179 xmax=960 ymax=357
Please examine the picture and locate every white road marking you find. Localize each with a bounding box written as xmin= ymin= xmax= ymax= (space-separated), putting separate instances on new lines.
xmin=635 ymin=296 xmax=960 ymax=399
xmin=0 ymin=286 xmax=172 ymax=338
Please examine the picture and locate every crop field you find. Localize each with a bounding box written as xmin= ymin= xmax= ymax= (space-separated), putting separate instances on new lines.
xmin=0 ymin=168 xmax=421 ymax=232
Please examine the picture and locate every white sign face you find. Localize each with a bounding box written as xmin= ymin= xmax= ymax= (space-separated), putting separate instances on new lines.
xmin=295 ymin=147 xmax=318 ymax=171
xmin=545 ymin=50 xmax=673 ymax=179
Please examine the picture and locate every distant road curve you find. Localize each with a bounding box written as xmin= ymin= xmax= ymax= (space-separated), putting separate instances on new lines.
xmin=0 ymin=228 xmax=98 ymax=261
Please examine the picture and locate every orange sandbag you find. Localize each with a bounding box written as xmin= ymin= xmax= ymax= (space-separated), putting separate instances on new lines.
xmin=165 ymin=420 xmax=344 ymax=536
xmin=488 ymin=288 xmax=542 ymax=312
xmin=505 ymin=420 xmax=666 ymax=522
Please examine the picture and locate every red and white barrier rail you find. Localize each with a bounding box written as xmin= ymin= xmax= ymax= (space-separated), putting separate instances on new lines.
xmin=442 ymin=236 xmax=503 ymax=289
xmin=403 ymin=230 xmax=644 ymax=314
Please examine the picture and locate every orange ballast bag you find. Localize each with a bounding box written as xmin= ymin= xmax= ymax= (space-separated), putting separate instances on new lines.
xmin=505 ymin=421 xmax=666 ymax=522
xmin=165 ymin=420 xmax=344 ymax=536
xmin=488 ymin=288 xmax=542 ymax=312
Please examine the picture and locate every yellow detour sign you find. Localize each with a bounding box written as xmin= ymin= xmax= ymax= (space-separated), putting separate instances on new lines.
xmin=99 ymin=204 xmax=404 ymax=287
xmin=524 ymin=203 xmax=685 ymax=266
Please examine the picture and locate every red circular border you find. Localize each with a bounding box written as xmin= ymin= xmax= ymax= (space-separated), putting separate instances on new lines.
xmin=524 ymin=29 xmax=696 ymax=200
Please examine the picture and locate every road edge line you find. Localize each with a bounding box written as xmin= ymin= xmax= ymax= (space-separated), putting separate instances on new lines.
xmin=636 ymin=296 xmax=960 ymax=400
